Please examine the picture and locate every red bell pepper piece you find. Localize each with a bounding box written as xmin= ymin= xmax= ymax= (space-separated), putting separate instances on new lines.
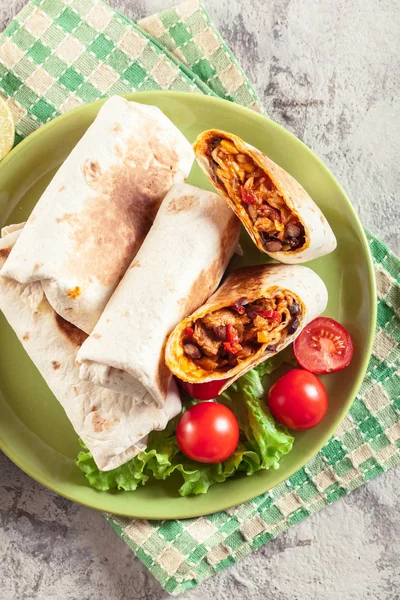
xmin=223 ymin=324 xmax=242 ymax=355
xmin=184 ymin=327 xmax=194 ymax=340
xmin=256 ymin=310 xmax=282 ymax=322
xmin=240 ymin=186 xmax=258 ymax=205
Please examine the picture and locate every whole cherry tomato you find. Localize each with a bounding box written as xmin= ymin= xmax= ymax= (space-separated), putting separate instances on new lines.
xmin=268 ymin=369 xmax=328 ymax=430
xmin=176 ymin=402 xmax=239 ymax=463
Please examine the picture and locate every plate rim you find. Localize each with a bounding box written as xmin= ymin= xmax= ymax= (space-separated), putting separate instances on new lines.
xmin=0 ymin=91 xmax=377 ymax=519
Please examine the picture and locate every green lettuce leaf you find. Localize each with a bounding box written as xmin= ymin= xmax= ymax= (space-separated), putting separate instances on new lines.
xmin=76 ymin=351 xmax=295 ymax=496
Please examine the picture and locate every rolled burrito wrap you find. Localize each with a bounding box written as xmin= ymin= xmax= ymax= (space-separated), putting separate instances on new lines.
xmin=165 ymin=264 xmax=328 ymax=390
xmin=0 ymin=227 xmax=181 ymax=471
xmin=194 ymin=129 xmax=336 ymax=264
xmin=1 ymin=96 xmax=194 ymax=333
xmin=77 ymin=183 xmax=241 ymax=406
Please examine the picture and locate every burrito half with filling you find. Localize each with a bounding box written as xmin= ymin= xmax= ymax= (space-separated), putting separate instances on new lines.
xmin=1 ymin=96 xmax=194 ymax=333
xmin=0 ymin=226 xmax=181 ymax=471
xmin=165 ymin=264 xmax=328 ymax=389
xmin=77 ymin=183 xmax=241 ymax=406
xmin=193 ymin=129 xmax=336 ymax=263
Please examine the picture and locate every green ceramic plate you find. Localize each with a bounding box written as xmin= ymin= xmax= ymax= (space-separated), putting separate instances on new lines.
xmin=0 ymin=92 xmax=376 ymax=519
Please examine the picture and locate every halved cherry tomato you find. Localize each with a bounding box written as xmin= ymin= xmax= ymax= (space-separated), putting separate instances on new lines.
xmin=268 ymin=369 xmax=328 ymax=430
xmin=176 ymin=402 xmax=239 ymax=463
xmin=178 ymin=378 xmax=228 ymax=400
xmin=294 ymin=317 xmax=353 ymax=374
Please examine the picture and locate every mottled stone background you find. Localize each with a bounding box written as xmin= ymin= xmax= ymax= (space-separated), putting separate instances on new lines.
xmin=0 ymin=1 xmax=399 ymax=599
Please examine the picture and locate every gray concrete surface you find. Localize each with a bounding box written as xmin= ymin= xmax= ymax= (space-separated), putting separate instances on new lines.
xmin=0 ymin=0 xmax=399 ymax=599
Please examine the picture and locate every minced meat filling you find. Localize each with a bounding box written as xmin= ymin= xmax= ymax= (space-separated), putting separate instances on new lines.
xmin=209 ymin=137 xmax=306 ymax=253
xmin=182 ymin=292 xmax=301 ymax=372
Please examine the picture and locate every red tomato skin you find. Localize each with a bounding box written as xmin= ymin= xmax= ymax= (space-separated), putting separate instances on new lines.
xmin=268 ymin=369 xmax=328 ymax=431
xmin=294 ymin=317 xmax=354 ymax=375
xmin=176 ymin=402 xmax=239 ymax=463
xmin=178 ymin=378 xmax=228 ymax=400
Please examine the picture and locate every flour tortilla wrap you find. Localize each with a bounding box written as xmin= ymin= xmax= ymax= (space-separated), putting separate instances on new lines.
xmin=194 ymin=129 xmax=336 ymax=264
xmin=1 ymin=96 xmax=194 ymax=334
xmin=77 ymin=183 xmax=241 ymax=406
xmin=165 ymin=264 xmax=328 ymax=390
xmin=0 ymin=227 xmax=181 ymax=471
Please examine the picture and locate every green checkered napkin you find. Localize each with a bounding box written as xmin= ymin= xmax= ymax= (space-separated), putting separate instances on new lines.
xmin=0 ymin=0 xmax=399 ymax=594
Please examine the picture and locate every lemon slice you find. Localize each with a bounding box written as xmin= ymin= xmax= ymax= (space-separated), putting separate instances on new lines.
xmin=0 ymin=96 xmax=15 ymax=160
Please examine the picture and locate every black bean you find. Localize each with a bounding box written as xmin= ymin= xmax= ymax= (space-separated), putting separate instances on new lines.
xmin=286 ymin=223 xmax=301 ymax=238
xmin=288 ymin=318 xmax=299 ymax=335
xmin=210 ymin=136 xmax=222 ymax=150
xmin=266 ymin=344 xmax=278 ymax=352
xmin=233 ymin=296 xmax=249 ymax=311
xmin=183 ymin=343 xmax=203 ymax=359
xmin=289 ymin=300 xmax=300 ymax=316
xmin=259 ymin=232 xmax=273 ymax=244
xmin=213 ymin=326 xmax=227 ymax=341
xmin=289 ymin=237 xmax=301 ymax=249
xmin=265 ymin=240 xmax=283 ymax=252
xmin=246 ymin=304 xmax=259 ymax=320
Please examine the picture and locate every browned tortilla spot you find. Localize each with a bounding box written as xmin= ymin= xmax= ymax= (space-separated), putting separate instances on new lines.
xmin=167 ymin=194 xmax=196 ymax=213
xmin=149 ymin=138 xmax=179 ymax=170
xmin=129 ymin=259 xmax=141 ymax=269
xmin=92 ymin=333 xmax=101 ymax=339
xmin=64 ymin=137 xmax=179 ymax=288
xmin=52 ymin=360 xmax=61 ymax=370
xmin=82 ymin=159 xmax=102 ymax=186
xmin=112 ymin=123 xmax=122 ymax=133
xmin=0 ymin=247 xmax=10 ymax=259
xmin=320 ymin=214 xmax=325 ymax=224
xmin=67 ymin=286 xmax=81 ymax=299
xmin=22 ymin=332 xmax=30 ymax=341
xmin=92 ymin=411 xmax=119 ymax=433
xmin=59 ymin=185 xmax=65 ymax=192
xmin=33 ymin=263 xmax=43 ymax=273
xmin=55 ymin=314 xmax=88 ymax=347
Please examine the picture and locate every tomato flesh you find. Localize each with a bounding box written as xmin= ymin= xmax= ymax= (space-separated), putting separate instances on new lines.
xmin=178 ymin=378 xmax=228 ymax=400
xmin=267 ymin=369 xmax=328 ymax=430
xmin=294 ymin=317 xmax=353 ymax=374
xmin=176 ymin=402 xmax=239 ymax=463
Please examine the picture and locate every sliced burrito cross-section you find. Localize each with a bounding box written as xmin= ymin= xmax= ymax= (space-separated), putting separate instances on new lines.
xmin=194 ymin=129 xmax=336 ymax=264
xmin=0 ymin=226 xmax=181 ymax=471
xmin=76 ymin=183 xmax=241 ymax=406
xmin=165 ymin=264 xmax=328 ymax=389
xmin=1 ymin=96 xmax=194 ymax=333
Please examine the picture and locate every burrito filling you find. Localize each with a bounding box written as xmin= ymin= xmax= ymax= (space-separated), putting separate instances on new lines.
xmin=182 ymin=290 xmax=302 ymax=372
xmin=208 ymin=137 xmax=306 ymax=253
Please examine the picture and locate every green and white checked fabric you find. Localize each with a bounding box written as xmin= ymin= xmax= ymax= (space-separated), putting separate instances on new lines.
xmin=0 ymin=0 xmax=262 ymax=144
xmin=0 ymin=0 xmax=399 ymax=595
xmin=107 ymin=235 xmax=400 ymax=593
